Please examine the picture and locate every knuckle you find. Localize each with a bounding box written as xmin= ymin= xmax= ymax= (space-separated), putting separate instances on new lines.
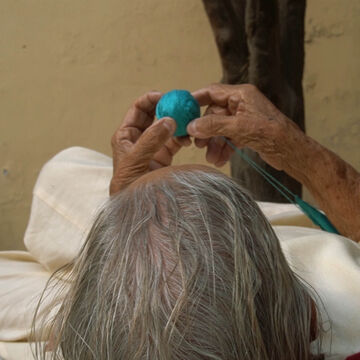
xmin=133 ymin=97 xmax=142 ymax=108
xmin=243 ymin=83 xmax=258 ymax=92
xmin=209 ymin=82 xmax=220 ymax=90
xmin=207 ymin=116 xmax=218 ymax=132
xmin=209 ymin=83 xmax=223 ymax=94
xmin=229 ymin=94 xmax=240 ymax=102
xmin=111 ymin=128 xmax=133 ymax=150
xmin=111 ymin=133 xmax=118 ymax=147
xmin=146 ymin=123 xmax=161 ymax=138
xmin=139 ymin=131 xmax=162 ymax=151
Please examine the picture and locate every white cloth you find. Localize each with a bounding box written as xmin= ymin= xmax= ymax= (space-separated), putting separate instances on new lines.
xmin=0 ymin=147 xmax=359 ymax=359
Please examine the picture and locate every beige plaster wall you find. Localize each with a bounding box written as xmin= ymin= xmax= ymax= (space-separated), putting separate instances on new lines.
xmin=304 ymin=0 xmax=360 ymax=172
xmin=0 ymin=0 xmax=223 ymax=251
xmin=0 ymin=0 xmax=359 ymax=251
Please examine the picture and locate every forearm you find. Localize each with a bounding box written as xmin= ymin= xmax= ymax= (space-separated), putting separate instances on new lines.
xmin=277 ymin=119 xmax=360 ymax=242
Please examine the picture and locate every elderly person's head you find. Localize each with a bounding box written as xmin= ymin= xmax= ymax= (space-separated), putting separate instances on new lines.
xmin=35 ymin=164 xmax=320 ymax=360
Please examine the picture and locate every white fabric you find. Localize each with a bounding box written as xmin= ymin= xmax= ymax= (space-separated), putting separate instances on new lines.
xmin=0 ymin=146 xmax=359 ymax=360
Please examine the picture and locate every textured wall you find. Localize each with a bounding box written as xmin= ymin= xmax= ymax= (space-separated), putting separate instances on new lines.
xmin=0 ymin=0 xmax=223 ymax=250
xmin=304 ymin=0 xmax=360 ymax=171
xmin=1 ymin=0 xmax=359 ymax=250
xmin=302 ymin=0 xmax=360 ymax=202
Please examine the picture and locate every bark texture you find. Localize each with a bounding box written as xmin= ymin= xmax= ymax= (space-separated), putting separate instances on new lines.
xmin=202 ymin=0 xmax=306 ymax=202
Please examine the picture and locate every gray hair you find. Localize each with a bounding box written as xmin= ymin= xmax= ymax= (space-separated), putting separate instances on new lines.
xmin=33 ymin=168 xmax=321 ymax=359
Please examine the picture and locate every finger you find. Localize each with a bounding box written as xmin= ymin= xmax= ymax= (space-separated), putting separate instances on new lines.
xmin=215 ymin=160 xmax=227 ymax=168
xmin=192 ymin=84 xmax=230 ymax=107
xmin=167 ymin=138 xmax=184 ymax=155
xmin=187 ymin=114 xmax=237 ymax=139
xmin=151 ymin=135 xmax=191 ymax=168
xmin=122 ymin=91 xmax=162 ymax=131
xmin=111 ymin=127 xmax=142 ymax=170
xmin=205 ymin=136 xmax=225 ymax=164
xmin=192 ymin=106 xmax=220 ymax=149
xmin=132 ymin=117 xmax=176 ymax=162
xmin=134 ymin=91 xmax=162 ymax=114
xmin=194 ymin=138 xmax=210 ymax=148
xmin=149 ymin=159 xmax=164 ymax=171
xmin=215 ymin=144 xmax=234 ymax=167
xmin=153 ymin=137 xmax=182 ymax=167
xmin=112 ymin=91 xmax=162 ymax=159
xmin=175 ymin=135 xmax=192 ymax=147
xmin=204 ymin=105 xmax=230 ymax=116
xmin=112 ymin=127 xmax=142 ymax=150
xmin=228 ymin=95 xmax=242 ymax=115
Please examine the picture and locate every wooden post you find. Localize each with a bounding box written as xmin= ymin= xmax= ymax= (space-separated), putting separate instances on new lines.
xmin=202 ymin=0 xmax=306 ymax=202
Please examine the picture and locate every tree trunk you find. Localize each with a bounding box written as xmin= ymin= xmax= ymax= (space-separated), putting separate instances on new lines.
xmin=202 ymin=0 xmax=306 ymax=202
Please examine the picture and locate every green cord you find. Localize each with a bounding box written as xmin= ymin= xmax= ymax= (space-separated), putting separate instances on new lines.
xmin=223 ymin=137 xmax=340 ymax=235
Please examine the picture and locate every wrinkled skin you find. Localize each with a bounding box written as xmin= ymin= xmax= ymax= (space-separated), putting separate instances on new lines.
xmin=110 ymin=91 xmax=191 ymax=194
xmin=110 ymin=85 xmax=360 ymax=242
xmin=188 ymin=83 xmax=296 ymax=169
xmin=110 ymin=84 xmax=289 ymax=193
xmin=187 ymin=84 xmax=360 ymax=242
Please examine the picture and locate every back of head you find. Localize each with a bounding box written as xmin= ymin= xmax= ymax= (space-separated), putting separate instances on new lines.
xmin=34 ymin=169 xmax=318 ymax=360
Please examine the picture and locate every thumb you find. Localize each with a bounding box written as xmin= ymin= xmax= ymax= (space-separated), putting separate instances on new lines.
xmin=186 ymin=114 xmax=237 ymax=139
xmin=132 ymin=117 xmax=176 ymax=161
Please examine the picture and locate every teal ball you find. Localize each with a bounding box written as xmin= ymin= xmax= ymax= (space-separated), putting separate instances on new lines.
xmin=156 ymin=89 xmax=200 ymax=137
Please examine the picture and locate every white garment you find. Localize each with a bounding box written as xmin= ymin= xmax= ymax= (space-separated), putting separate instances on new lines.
xmin=0 ymin=147 xmax=359 ymax=359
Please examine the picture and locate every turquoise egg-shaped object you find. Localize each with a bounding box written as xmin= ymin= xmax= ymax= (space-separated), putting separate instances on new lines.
xmin=156 ymin=89 xmax=200 ymax=137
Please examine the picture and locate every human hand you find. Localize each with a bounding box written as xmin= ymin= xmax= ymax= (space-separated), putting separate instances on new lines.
xmin=188 ymin=85 xmax=360 ymax=242
xmin=188 ymin=83 xmax=300 ymax=170
xmin=110 ymin=92 xmax=191 ymax=195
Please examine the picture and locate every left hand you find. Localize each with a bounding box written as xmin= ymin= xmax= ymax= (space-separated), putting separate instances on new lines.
xmin=188 ymin=83 xmax=291 ymax=170
xmin=110 ymin=91 xmax=191 ymax=195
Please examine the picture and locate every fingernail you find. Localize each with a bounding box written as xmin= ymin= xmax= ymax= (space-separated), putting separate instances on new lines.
xmin=187 ymin=120 xmax=197 ymax=135
xmin=150 ymin=90 xmax=162 ymax=97
xmin=162 ymin=117 xmax=176 ymax=134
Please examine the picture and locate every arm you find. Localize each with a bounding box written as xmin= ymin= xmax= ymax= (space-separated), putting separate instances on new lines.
xmin=187 ymin=84 xmax=360 ymax=242
xmin=276 ymin=119 xmax=360 ymax=241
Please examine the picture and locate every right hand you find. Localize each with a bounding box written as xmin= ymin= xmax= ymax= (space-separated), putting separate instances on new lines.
xmin=110 ymin=91 xmax=190 ymax=195
xmin=187 ymin=83 xmax=300 ymax=170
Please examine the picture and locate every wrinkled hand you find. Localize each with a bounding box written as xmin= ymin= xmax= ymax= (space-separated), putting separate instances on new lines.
xmin=110 ymin=92 xmax=191 ymax=195
xmin=188 ymin=83 xmax=298 ymax=169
